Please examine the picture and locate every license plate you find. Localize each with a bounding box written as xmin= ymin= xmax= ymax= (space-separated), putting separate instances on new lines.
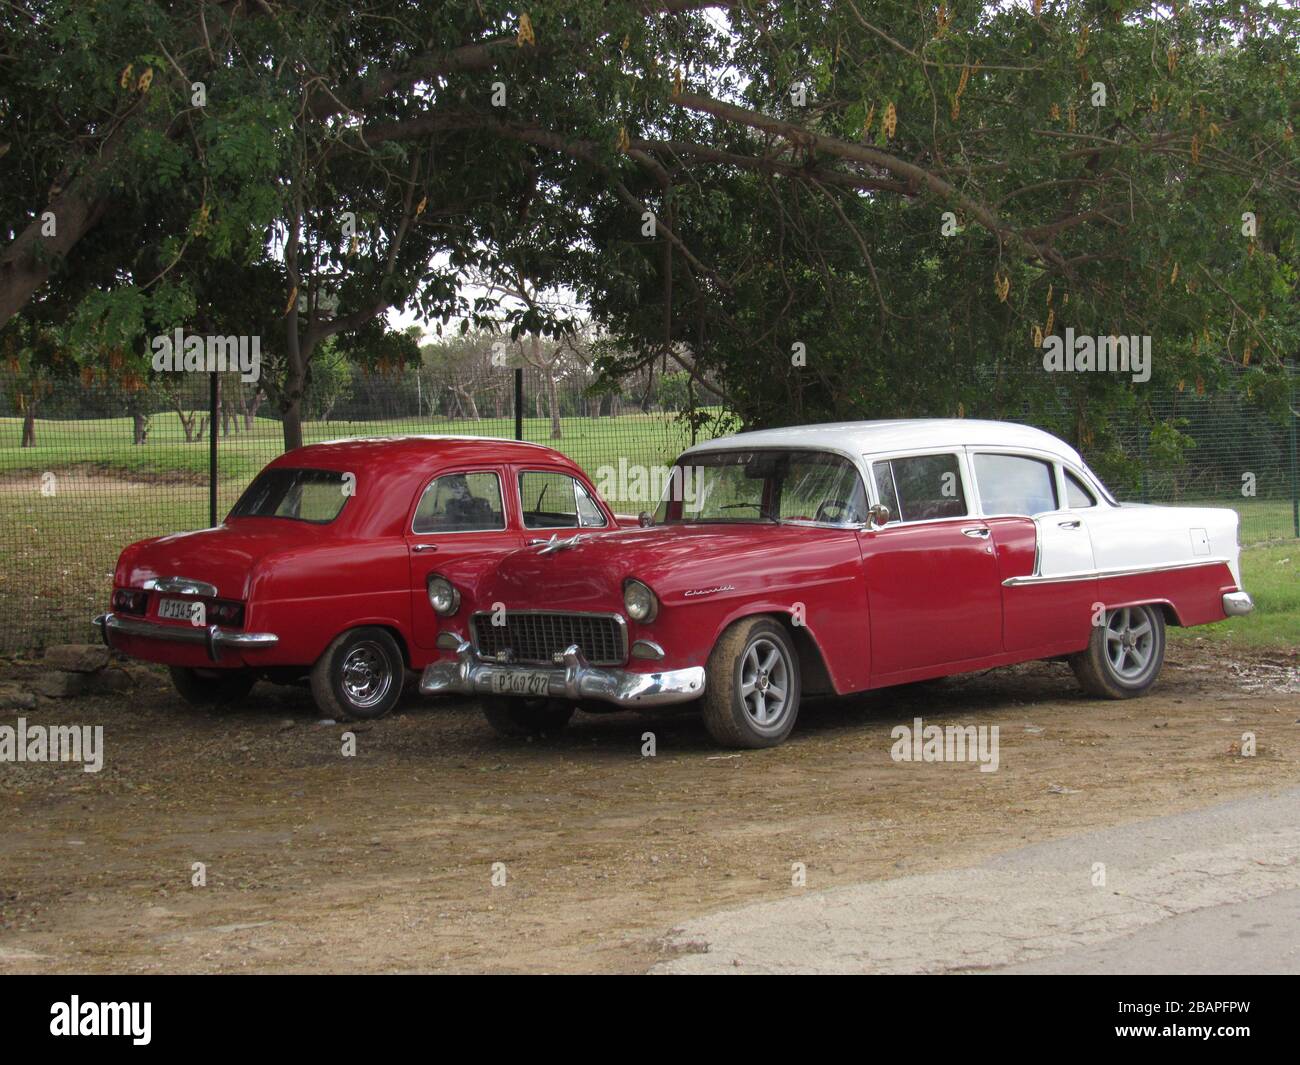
xmin=158 ymin=597 xmax=201 ymax=622
xmin=491 ymin=671 xmax=552 ymax=697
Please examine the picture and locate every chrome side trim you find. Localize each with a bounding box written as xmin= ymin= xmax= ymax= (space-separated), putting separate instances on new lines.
xmin=1222 ymin=591 xmax=1254 ymax=616
xmin=94 ymin=612 xmax=278 ymax=662
xmin=1003 ymin=556 xmax=1232 ymax=587
xmin=419 ymin=643 xmax=704 ymax=708
xmin=143 ymin=576 xmax=219 ymax=597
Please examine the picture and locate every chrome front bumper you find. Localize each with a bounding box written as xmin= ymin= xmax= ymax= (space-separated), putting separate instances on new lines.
xmin=94 ymin=612 xmax=279 ymax=663
xmin=420 ymin=642 xmax=706 ymax=709
xmin=1222 ymin=591 xmax=1254 ymax=617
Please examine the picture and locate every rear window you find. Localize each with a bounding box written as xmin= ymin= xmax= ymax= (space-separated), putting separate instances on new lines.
xmin=229 ymin=468 xmax=351 ymax=524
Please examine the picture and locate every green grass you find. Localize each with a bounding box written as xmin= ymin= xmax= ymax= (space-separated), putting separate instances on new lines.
xmin=0 ymin=410 xmax=705 ymax=492
xmin=1170 ymin=543 xmax=1300 ymax=650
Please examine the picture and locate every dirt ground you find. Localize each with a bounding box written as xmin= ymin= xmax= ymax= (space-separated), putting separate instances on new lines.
xmin=1 ymin=640 xmax=1297 ymax=974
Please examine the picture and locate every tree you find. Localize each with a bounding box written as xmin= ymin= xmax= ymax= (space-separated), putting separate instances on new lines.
xmin=3 ymin=0 xmax=1296 ymax=463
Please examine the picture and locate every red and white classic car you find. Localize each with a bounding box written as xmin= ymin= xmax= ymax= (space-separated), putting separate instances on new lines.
xmin=421 ymin=420 xmax=1253 ymax=748
xmin=94 ymin=436 xmax=618 ymax=719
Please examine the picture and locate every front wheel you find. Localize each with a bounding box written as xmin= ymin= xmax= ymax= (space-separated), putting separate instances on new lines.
xmin=701 ymin=616 xmax=801 ymax=748
xmin=1069 ymin=604 xmax=1166 ymax=698
xmin=168 ymin=666 xmax=256 ymax=707
xmin=310 ymin=627 xmax=405 ymax=720
xmin=480 ymin=695 xmax=575 ymax=737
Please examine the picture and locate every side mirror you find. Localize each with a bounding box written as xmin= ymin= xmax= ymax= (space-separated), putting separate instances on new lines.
xmin=638 ymin=511 xmax=654 ymax=528
xmin=867 ymin=503 xmax=891 ymax=529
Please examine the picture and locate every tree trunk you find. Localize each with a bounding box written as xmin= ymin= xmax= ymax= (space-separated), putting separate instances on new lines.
xmin=546 ymin=372 xmax=562 ymax=439
xmin=453 ymin=385 xmax=480 ymax=420
xmin=20 ymin=403 xmax=35 ymax=447
xmin=280 ymin=337 xmax=310 ymax=452
xmin=172 ymin=396 xmax=197 ymax=442
xmin=132 ymin=412 xmax=149 ymax=445
xmin=243 ymin=387 xmax=262 ymax=430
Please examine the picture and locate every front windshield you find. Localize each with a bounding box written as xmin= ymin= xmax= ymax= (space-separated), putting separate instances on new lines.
xmin=653 ymin=449 xmax=867 ymax=526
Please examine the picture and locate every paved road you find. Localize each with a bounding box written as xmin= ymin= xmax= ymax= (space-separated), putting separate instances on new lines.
xmin=654 ymin=787 xmax=1300 ymax=974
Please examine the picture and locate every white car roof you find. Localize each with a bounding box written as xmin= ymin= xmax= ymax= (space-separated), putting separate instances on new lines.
xmin=681 ymin=419 xmax=1084 ymax=466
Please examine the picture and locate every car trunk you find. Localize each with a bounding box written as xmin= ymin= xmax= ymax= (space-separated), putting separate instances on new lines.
xmin=117 ymin=518 xmax=331 ymax=602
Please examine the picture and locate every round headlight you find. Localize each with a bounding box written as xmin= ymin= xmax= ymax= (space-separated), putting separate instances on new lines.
xmin=427 ymin=575 xmax=460 ymax=616
xmin=623 ymin=578 xmax=658 ymax=622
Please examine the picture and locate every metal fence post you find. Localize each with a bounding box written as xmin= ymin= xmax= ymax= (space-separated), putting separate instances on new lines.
xmin=514 ymin=366 xmax=523 ymax=441
xmin=1290 ymin=362 xmax=1298 ymax=539
xmin=209 ymin=371 xmax=218 ymax=527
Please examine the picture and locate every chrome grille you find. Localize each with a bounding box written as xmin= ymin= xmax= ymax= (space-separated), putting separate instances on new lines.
xmin=472 ymin=611 xmax=627 ymax=666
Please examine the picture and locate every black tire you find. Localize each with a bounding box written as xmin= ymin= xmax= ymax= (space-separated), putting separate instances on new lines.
xmin=310 ymin=627 xmax=405 ymax=720
xmin=1069 ymin=603 xmax=1166 ymax=699
xmin=701 ymin=616 xmax=801 ymax=748
xmin=168 ymin=666 xmax=256 ymax=707
xmin=480 ymin=695 xmax=575 ymax=737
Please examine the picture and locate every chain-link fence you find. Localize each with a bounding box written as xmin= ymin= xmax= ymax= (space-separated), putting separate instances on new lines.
xmin=1 ymin=363 xmax=1295 ymax=652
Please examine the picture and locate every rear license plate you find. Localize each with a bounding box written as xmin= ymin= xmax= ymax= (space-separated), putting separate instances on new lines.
xmin=158 ymin=597 xmax=201 ymax=622
xmin=491 ymin=671 xmax=551 ymax=697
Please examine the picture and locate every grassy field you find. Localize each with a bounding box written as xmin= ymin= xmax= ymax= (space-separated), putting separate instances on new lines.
xmin=1 ymin=411 xmax=1296 ymax=652
xmin=1169 ymin=542 xmax=1299 ymax=650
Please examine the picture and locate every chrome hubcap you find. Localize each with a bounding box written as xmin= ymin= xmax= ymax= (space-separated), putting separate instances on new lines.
xmin=740 ymin=637 xmax=791 ymax=732
xmin=340 ymin=641 xmax=392 ymax=708
xmin=1104 ymin=607 xmax=1155 ymax=680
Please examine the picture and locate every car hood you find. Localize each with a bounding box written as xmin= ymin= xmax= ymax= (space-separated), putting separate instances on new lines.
xmin=487 ymin=523 xmax=857 ymax=608
xmin=115 ymin=518 xmax=329 ymax=600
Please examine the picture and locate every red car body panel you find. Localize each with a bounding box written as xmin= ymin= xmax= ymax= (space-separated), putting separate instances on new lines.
xmin=480 ymin=516 xmax=1241 ymax=697
xmin=104 ymin=438 xmax=617 ymax=671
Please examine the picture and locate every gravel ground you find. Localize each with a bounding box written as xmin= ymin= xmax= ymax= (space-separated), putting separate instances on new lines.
xmin=0 ymin=639 xmax=1297 ymax=973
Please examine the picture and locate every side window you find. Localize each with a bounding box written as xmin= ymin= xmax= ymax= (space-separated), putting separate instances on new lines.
xmin=974 ymin=454 xmax=1058 ymax=516
xmin=1063 ymin=468 xmax=1098 ymax=509
xmin=874 ymin=453 xmax=967 ymax=522
xmin=520 ymin=471 xmax=608 ymax=529
xmin=413 ymin=472 xmax=505 ymax=533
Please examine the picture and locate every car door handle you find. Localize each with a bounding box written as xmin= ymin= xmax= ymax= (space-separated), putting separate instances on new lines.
xmin=1057 ymin=519 xmax=1082 ymax=529
xmin=961 ymin=527 xmax=990 ymax=539
xmin=412 ymin=544 xmax=439 ymax=553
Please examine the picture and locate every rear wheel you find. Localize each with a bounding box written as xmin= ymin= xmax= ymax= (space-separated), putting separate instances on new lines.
xmin=481 ymin=695 xmax=575 ymax=737
xmin=1070 ymin=604 xmax=1166 ymax=698
xmin=701 ymin=617 xmax=801 ymax=748
xmin=310 ymin=627 xmax=405 ymax=720
xmin=168 ymin=666 xmax=255 ymax=707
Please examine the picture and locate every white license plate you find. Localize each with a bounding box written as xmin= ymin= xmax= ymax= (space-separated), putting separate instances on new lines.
xmin=158 ymin=597 xmax=201 ymax=622
xmin=491 ymin=671 xmax=551 ymax=697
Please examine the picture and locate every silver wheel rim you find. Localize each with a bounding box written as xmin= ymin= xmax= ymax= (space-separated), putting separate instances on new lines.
xmin=340 ymin=641 xmax=393 ymax=708
xmin=739 ymin=636 xmax=792 ymax=734
xmin=1104 ymin=607 xmax=1156 ymax=681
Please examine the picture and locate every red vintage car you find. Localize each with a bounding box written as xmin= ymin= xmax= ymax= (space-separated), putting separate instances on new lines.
xmin=94 ymin=436 xmax=618 ymax=719
xmin=421 ymin=420 xmax=1254 ymax=748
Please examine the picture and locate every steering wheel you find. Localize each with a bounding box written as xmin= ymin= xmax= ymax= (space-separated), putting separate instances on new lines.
xmin=815 ymin=498 xmax=857 ymax=524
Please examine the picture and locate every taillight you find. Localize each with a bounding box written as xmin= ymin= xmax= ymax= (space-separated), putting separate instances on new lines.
xmin=208 ymin=600 xmax=245 ymax=626
xmin=111 ymin=588 xmax=147 ymax=615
